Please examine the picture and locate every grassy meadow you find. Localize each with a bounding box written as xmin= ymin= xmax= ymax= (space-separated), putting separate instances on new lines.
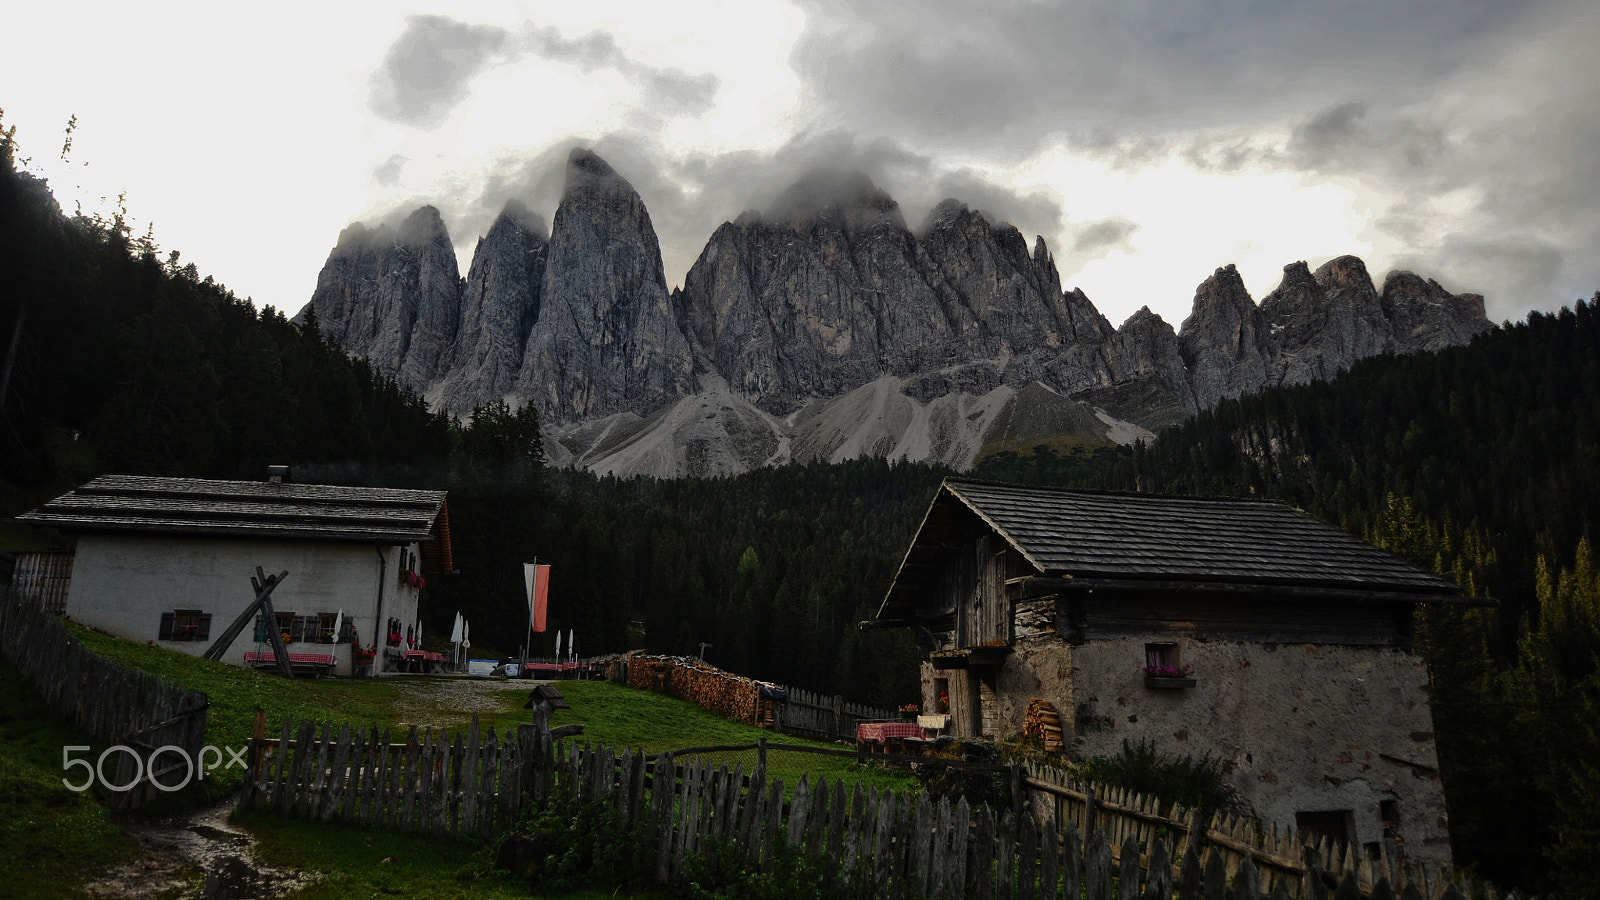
xmin=3 ymin=626 xmax=919 ymax=898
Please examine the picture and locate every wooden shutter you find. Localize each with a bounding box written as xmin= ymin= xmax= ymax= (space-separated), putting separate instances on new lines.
xmin=158 ymin=612 xmax=175 ymax=640
xmin=196 ymin=614 xmax=212 ymax=642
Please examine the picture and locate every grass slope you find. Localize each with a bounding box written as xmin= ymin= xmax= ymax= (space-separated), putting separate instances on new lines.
xmin=0 ymin=654 xmax=141 ymax=900
xmin=70 ymin=625 xmax=918 ymax=801
xmin=23 ymin=627 xmax=918 ymax=897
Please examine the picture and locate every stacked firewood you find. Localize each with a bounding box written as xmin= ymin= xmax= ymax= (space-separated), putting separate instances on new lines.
xmin=1023 ymin=698 xmax=1065 ymax=753
xmin=626 ymin=654 xmax=761 ymax=723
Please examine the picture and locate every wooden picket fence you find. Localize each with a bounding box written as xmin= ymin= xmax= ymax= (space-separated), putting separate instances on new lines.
xmin=556 ymin=744 xmax=1470 ymax=900
xmin=246 ymin=716 xmax=533 ymax=837
xmin=0 ymin=590 xmax=208 ymax=810
xmin=247 ymin=718 xmax=1499 ymax=899
xmin=770 ymin=683 xmax=899 ymax=741
xmin=1021 ymin=761 xmax=1438 ymax=900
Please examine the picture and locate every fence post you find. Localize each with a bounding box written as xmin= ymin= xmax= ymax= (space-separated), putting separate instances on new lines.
xmin=758 ymin=736 xmax=767 ymax=769
xmin=248 ymin=707 xmax=266 ymax=805
xmin=1011 ymin=764 xmax=1024 ymax=836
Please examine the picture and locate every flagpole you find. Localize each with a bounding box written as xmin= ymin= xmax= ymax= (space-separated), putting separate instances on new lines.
xmin=524 ymin=556 xmax=537 ymax=670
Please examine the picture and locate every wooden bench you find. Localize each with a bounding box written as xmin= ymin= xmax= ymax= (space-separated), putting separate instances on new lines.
xmin=243 ymin=651 xmax=338 ymax=677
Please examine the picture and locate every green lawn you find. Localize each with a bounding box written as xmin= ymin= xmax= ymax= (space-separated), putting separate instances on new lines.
xmin=9 ymin=627 xmax=919 ymax=898
xmin=0 ymin=654 xmax=142 ymax=900
xmin=69 ymin=625 xmax=918 ymax=800
xmin=233 ymin=806 xmax=671 ymax=900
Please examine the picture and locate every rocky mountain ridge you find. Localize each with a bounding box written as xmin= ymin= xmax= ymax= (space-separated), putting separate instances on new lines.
xmin=300 ymin=148 xmax=1493 ymax=477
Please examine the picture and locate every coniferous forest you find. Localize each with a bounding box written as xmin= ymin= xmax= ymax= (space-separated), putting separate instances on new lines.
xmin=5 ymin=115 xmax=1600 ymax=892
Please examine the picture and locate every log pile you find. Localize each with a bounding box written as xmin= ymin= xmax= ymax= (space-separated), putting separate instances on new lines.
xmin=625 ymin=654 xmax=761 ymax=724
xmin=1023 ymin=698 xmax=1065 ymax=752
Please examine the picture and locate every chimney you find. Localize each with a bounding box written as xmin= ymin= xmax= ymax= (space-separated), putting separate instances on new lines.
xmin=266 ymin=465 xmax=291 ymax=484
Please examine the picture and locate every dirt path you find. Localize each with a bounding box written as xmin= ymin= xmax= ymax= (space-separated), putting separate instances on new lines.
xmin=391 ymin=674 xmax=537 ymax=730
xmin=80 ymin=676 xmax=536 ymax=899
xmin=80 ymin=797 xmax=315 ymax=900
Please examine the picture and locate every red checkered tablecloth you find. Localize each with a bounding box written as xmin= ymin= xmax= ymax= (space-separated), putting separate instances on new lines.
xmin=243 ymin=651 xmax=337 ymax=666
xmin=856 ymin=721 xmax=924 ymax=743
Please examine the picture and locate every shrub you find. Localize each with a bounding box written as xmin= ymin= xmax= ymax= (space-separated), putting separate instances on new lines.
xmin=913 ymin=737 xmax=1011 ymax=810
xmin=678 ymin=830 xmax=845 ymax=900
xmin=500 ymin=793 xmax=654 ymax=894
xmin=1071 ymin=739 xmax=1237 ymax=818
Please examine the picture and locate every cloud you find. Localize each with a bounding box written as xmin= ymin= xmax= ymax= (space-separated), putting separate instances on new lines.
xmin=371 ymin=154 xmax=408 ymax=188
xmin=790 ymin=0 xmax=1547 ymax=158
xmin=443 ymin=129 xmax=1069 ymax=290
xmin=368 ymin=16 xmax=510 ymax=127
xmin=353 ymin=0 xmax=1600 ymax=325
xmin=1072 ymin=217 xmax=1140 ymax=254
xmin=521 ymin=25 xmax=720 ymax=116
xmin=367 ymin=15 xmax=720 ymax=130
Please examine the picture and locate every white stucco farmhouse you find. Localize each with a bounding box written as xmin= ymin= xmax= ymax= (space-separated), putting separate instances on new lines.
xmin=17 ymin=473 xmax=453 ymax=677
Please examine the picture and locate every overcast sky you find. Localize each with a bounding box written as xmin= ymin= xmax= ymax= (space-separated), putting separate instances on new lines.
xmin=4 ymin=0 xmax=1596 ymax=329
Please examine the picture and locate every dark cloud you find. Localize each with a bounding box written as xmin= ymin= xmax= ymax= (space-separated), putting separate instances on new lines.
xmin=1072 ymin=218 xmax=1140 ymax=254
xmin=521 ymin=25 xmax=719 ymax=116
xmin=1428 ymin=237 xmax=1564 ymax=309
xmin=358 ymin=1 xmax=1600 ymax=322
xmin=371 ymin=154 xmax=408 ymax=188
xmin=791 ymin=0 xmax=1544 ymax=158
xmin=1287 ymin=102 xmax=1450 ymax=176
xmin=441 ymin=130 xmax=1070 ymax=290
xmin=368 ymin=16 xmax=510 ymax=127
xmin=367 ymin=15 xmax=719 ymax=129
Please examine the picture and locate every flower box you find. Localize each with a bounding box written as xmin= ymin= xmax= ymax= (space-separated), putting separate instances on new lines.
xmin=1144 ymin=675 xmax=1198 ymax=689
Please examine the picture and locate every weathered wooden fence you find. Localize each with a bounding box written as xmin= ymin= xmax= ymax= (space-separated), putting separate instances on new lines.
xmin=247 ymin=719 xmax=1493 ymax=899
xmin=1022 ymin=761 xmax=1428 ymax=900
xmin=770 ymin=683 xmax=898 ymax=741
xmin=556 ymin=744 xmax=1466 ymax=900
xmin=246 ymin=716 xmax=531 ymax=837
xmin=10 ymin=550 xmax=73 ymax=614
xmin=0 ymin=589 xmax=209 ymax=810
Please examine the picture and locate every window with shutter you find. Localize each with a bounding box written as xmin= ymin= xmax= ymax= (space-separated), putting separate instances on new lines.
xmin=172 ymin=608 xmax=204 ymax=637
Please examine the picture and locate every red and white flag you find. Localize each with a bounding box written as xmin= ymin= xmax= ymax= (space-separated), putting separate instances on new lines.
xmin=524 ymin=563 xmax=551 ymax=632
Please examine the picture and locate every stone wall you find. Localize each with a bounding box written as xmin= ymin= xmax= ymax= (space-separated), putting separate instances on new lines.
xmin=923 ymin=634 xmax=1452 ymax=870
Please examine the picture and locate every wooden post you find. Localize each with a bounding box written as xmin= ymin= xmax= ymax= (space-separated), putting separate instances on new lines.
xmin=248 ymin=707 xmax=266 ymax=805
xmin=203 ymin=568 xmax=291 ymax=676
xmin=1011 ymin=763 xmax=1024 ymax=840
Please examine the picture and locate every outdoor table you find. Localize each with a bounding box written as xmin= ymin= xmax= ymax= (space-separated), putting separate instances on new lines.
xmin=856 ymin=720 xmax=925 ymax=755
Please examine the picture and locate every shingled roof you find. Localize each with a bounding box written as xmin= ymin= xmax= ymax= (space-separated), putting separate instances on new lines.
xmin=18 ymin=475 xmax=453 ymax=571
xmin=878 ymin=479 xmax=1460 ymax=625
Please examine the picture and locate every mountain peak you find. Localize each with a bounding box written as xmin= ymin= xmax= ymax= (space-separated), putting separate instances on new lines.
xmin=768 ymin=168 xmax=903 ymax=233
xmin=497 ymin=198 xmax=547 ymax=239
xmin=562 ymin=148 xmax=633 ymax=199
xmin=1315 ymin=254 xmax=1374 ymax=291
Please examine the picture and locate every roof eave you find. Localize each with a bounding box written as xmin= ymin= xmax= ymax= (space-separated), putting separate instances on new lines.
xmin=16 ymin=517 xmax=437 ymax=545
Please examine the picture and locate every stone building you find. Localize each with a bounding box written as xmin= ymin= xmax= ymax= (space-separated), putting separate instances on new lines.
xmin=875 ymin=479 xmax=1467 ymax=869
xmin=17 ymin=473 xmax=452 ymax=676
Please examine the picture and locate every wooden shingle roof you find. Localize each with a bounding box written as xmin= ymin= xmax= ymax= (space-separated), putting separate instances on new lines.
xmin=947 ymin=481 xmax=1454 ymax=589
xmin=19 ymin=475 xmax=452 ymax=564
xmin=878 ymin=479 xmax=1460 ymax=625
